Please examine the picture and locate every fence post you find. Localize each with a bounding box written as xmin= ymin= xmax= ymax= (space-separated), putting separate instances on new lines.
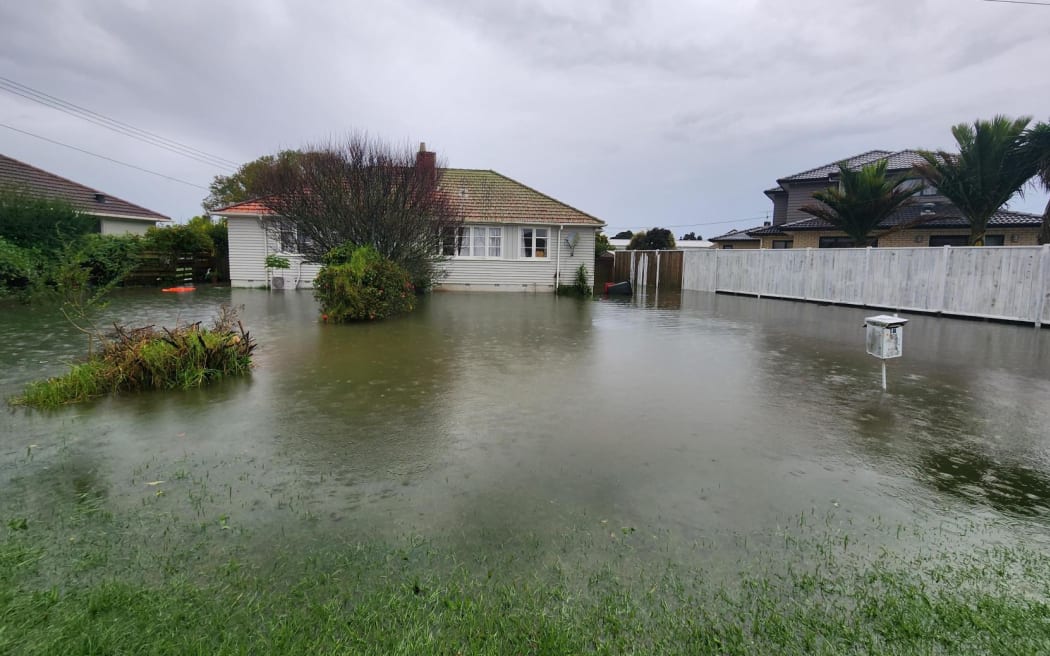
xmin=862 ymin=246 xmax=872 ymax=306
xmin=938 ymin=245 xmax=952 ymax=314
xmin=803 ymin=248 xmax=813 ymax=300
xmin=1036 ymin=244 xmax=1049 ymax=328
xmin=655 ymin=250 xmax=661 ymax=290
xmin=757 ymin=248 xmax=765 ymax=299
xmin=713 ymin=248 xmax=720 ymax=291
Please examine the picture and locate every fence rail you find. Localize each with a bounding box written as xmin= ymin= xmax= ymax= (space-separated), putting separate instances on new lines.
xmin=681 ymin=245 xmax=1050 ymax=327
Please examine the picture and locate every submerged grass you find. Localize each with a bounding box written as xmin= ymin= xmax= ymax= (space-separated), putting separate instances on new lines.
xmin=2 ymin=503 xmax=1049 ymax=655
xmin=11 ymin=306 xmax=256 ymax=408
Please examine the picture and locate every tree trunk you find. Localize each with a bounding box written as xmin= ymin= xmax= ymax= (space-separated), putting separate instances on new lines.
xmin=969 ymin=229 xmax=986 ymax=246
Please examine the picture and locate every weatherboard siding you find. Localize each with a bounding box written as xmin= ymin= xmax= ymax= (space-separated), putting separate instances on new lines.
xmin=227 ymin=216 xmax=597 ymax=291
xmin=435 ymin=227 xmax=596 ymax=292
xmin=228 ymin=216 xmax=269 ymax=287
xmin=99 ymin=217 xmax=154 ymax=236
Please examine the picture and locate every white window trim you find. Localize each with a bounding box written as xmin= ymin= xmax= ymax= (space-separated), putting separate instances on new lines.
xmin=445 ymin=225 xmax=503 ymax=259
xmin=520 ymin=226 xmax=551 ymax=260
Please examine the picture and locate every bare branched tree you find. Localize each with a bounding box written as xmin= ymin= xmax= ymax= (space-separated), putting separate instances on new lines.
xmin=250 ymin=134 xmax=463 ymax=287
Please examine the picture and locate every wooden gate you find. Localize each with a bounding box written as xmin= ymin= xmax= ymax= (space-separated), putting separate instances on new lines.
xmin=610 ymin=250 xmax=683 ymax=290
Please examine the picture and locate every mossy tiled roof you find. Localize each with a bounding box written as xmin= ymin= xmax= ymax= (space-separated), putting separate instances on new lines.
xmin=216 ymin=168 xmax=604 ymax=227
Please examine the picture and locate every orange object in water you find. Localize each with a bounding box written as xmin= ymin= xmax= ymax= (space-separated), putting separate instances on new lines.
xmin=161 ymin=286 xmax=196 ymax=293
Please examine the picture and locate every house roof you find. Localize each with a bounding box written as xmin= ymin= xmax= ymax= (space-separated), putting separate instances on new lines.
xmin=0 ymin=153 xmax=169 ymax=222
xmin=747 ymin=223 xmax=788 ymax=236
xmin=214 ymin=168 xmax=605 ymax=227
xmin=777 ymin=203 xmax=1042 ymax=232
xmin=778 ymin=150 xmax=893 ymax=183
xmin=709 ymin=227 xmax=761 ymax=242
xmin=777 ymin=149 xmax=939 ymax=185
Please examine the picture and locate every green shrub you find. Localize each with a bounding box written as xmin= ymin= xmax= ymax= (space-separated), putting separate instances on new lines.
xmin=0 ymin=236 xmax=33 ymax=294
xmin=557 ymin=264 xmax=592 ymax=298
xmin=0 ymin=188 xmax=97 ymax=252
xmin=12 ymin=307 xmax=256 ymax=408
xmin=144 ymin=224 xmax=214 ymax=256
xmin=70 ymin=234 xmax=145 ymax=286
xmin=314 ymin=245 xmax=415 ymax=322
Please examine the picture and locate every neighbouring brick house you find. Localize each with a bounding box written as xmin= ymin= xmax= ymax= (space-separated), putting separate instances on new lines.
xmin=0 ymin=153 xmax=169 ymax=234
xmin=710 ymin=150 xmax=1043 ymax=249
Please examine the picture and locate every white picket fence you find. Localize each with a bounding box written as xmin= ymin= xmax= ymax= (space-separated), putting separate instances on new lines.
xmin=682 ymin=245 xmax=1050 ymax=327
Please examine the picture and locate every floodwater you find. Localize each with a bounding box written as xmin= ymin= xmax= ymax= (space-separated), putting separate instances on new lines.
xmin=2 ymin=287 xmax=1050 ymax=564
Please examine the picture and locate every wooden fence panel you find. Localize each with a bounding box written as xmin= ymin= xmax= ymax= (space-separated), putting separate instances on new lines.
xmin=681 ymin=244 xmax=1050 ymax=326
xmin=611 ymin=250 xmax=684 ymax=290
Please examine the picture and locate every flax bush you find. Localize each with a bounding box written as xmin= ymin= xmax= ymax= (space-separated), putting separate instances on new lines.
xmin=314 ymin=245 xmax=415 ymax=322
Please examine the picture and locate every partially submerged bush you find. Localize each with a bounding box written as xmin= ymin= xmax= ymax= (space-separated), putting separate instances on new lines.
xmin=556 ymin=264 xmax=593 ymax=298
xmin=0 ymin=236 xmax=33 ymax=295
xmin=12 ymin=307 xmax=256 ymax=408
xmin=314 ymin=245 xmax=414 ymax=322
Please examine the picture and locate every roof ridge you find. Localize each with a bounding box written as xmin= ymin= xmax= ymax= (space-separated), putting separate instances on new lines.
xmin=777 ymin=149 xmax=893 ymax=183
xmin=0 ymin=153 xmax=169 ymax=220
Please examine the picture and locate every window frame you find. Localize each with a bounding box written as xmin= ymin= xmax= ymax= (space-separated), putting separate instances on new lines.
xmin=927 ymin=235 xmax=969 ymax=247
xmin=520 ymin=226 xmax=551 ymax=260
xmin=441 ymin=225 xmax=503 ymax=259
xmin=819 ymin=236 xmax=877 ymax=248
xmin=771 ymin=240 xmax=793 ymax=249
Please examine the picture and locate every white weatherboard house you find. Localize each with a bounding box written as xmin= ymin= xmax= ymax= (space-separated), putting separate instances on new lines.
xmin=214 ymin=148 xmax=606 ymax=291
xmin=0 ymin=153 xmax=169 ymax=234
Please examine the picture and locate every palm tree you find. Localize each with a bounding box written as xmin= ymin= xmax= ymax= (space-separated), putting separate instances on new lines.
xmin=913 ymin=115 xmax=1033 ymax=246
xmin=1021 ymin=121 xmax=1050 ymax=245
xmin=798 ymin=159 xmax=918 ymax=246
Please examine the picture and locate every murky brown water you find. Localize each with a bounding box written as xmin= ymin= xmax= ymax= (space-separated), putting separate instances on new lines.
xmin=2 ymin=287 xmax=1049 ymax=560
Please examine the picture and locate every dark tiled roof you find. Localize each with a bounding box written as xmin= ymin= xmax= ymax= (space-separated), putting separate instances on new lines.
xmin=748 ymin=224 xmax=788 ymax=236
xmin=779 ymin=203 xmax=1042 ymax=231
xmin=709 ymin=227 xmax=761 ymax=242
xmin=216 ymin=168 xmax=604 ymax=226
xmin=778 ymin=149 xmax=939 ymax=184
xmin=0 ymin=153 xmax=169 ymax=221
xmin=778 ymin=150 xmax=892 ymax=182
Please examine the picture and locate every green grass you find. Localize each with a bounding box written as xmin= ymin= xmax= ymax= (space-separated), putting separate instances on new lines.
xmin=2 ymin=521 xmax=1049 ymax=655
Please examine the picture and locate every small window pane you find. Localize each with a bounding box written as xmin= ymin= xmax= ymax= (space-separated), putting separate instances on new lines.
xmin=522 ymin=228 xmax=533 ymax=258
xmin=984 ymin=235 xmax=1005 ymax=246
xmin=488 ymin=228 xmax=501 ymax=257
xmin=473 ymin=227 xmax=486 ymax=256
xmin=441 ymin=227 xmax=457 ymax=256
xmin=535 ymin=228 xmax=548 ymax=258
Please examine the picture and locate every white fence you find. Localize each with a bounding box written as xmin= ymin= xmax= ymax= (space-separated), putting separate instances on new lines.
xmin=682 ymin=245 xmax=1050 ymax=327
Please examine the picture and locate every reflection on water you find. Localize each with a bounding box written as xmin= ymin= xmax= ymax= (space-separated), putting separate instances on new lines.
xmin=2 ymin=288 xmax=1049 ymax=554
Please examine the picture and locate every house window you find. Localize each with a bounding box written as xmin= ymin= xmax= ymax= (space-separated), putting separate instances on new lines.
xmin=818 ymin=236 xmax=876 ymax=248
xmin=928 ymin=235 xmax=969 ymax=247
xmin=278 ymin=226 xmax=298 ymax=253
xmin=985 ymin=235 xmax=1005 ymax=246
xmin=722 ymin=244 xmax=734 ymax=249
xmin=521 ymin=227 xmax=549 ymax=258
xmin=441 ymin=226 xmax=502 ymax=258
xmin=772 ymin=240 xmax=793 ymax=249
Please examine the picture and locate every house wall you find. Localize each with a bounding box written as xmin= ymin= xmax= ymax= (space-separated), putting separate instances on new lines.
xmin=99 ymin=217 xmax=155 ymax=236
xmin=783 ymin=181 xmax=831 ymax=222
xmin=715 ymin=241 xmax=759 ymax=250
xmin=435 ymin=225 xmax=597 ymax=292
xmin=226 ymin=216 xmax=598 ymax=291
xmin=770 ymin=193 xmax=788 ymax=225
xmin=783 ymin=227 xmax=1040 ymax=249
xmin=227 ymin=216 xmax=269 ymax=287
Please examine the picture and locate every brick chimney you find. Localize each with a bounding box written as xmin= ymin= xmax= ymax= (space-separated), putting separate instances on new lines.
xmin=416 ymin=142 xmax=436 ymax=180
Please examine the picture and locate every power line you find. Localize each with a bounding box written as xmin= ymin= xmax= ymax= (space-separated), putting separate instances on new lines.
xmin=0 ymin=76 xmax=239 ymax=170
xmin=0 ymin=122 xmax=208 ymax=190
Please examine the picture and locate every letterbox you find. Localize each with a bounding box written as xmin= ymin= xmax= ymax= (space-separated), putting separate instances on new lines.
xmin=865 ymin=315 xmax=907 ymax=359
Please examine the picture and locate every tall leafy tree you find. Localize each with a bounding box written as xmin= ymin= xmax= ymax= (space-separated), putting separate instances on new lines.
xmin=627 ymin=228 xmax=675 ymax=250
xmin=1021 ymin=121 xmax=1050 ymax=245
xmin=913 ymin=115 xmax=1033 ymax=246
xmin=203 ymin=150 xmax=303 ymax=212
xmin=798 ymin=160 xmax=918 ymax=246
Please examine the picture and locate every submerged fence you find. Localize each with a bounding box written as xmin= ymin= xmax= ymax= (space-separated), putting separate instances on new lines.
xmin=681 ymin=245 xmax=1050 ymax=327
xmin=610 ymin=250 xmax=683 ymax=290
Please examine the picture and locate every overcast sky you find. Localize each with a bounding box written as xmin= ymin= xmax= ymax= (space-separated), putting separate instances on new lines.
xmin=1 ymin=0 xmax=1048 ymax=237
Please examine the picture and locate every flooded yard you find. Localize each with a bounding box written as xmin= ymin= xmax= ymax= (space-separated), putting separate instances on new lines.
xmin=3 ymin=288 xmax=1049 ymax=553
xmin=3 ymin=288 xmax=1050 ymax=652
